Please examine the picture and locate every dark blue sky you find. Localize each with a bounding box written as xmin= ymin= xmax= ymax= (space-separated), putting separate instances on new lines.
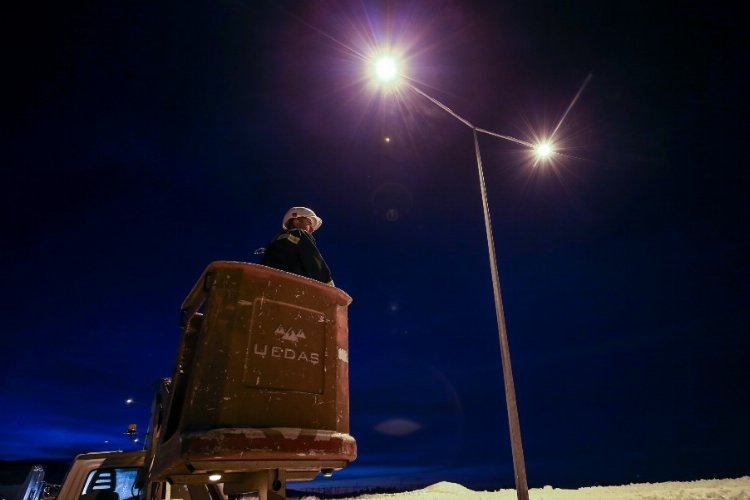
xmin=2 ymin=0 xmax=748 ymax=491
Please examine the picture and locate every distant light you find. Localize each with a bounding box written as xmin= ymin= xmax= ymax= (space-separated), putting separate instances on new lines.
xmin=374 ymin=56 xmax=398 ymax=83
xmin=133 ymin=438 xmax=139 ymax=443
xmin=208 ymin=473 xmax=222 ymax=482
xmin=384 ymin=136 xmax=391 ymax=143
xmin=534 ymin=142 xmax=553 ymax=158
xmin=125 ymin=398 xmax=134 ymax=405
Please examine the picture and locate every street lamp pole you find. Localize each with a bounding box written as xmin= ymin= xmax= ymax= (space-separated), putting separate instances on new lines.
xmin=406 ymin=82 xmax=530 ymax=500
xmin=473 ymin=128 xmax=529 ymax=500
xmin=370 ymin=54 xmax=587 ymax=498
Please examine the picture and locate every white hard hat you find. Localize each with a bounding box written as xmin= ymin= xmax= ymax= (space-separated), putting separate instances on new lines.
xmin=282 ymin=206 xmax=323 ymax=231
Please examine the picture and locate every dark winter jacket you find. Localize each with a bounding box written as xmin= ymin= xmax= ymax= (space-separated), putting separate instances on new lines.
xmin=261 ymin=228 xmax=332 ymax=284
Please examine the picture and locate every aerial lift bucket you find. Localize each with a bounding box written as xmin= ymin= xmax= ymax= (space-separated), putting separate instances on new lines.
xmin=145 ymin=261 xmax=355 ymax=499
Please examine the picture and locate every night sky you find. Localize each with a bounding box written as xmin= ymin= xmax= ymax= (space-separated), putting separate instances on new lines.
xmin=2 ymin=0 xmax=748 ymax=491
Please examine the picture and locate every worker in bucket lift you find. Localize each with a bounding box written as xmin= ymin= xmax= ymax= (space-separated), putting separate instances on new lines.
xmin=261 ymin=206 xmax=334 ymax=286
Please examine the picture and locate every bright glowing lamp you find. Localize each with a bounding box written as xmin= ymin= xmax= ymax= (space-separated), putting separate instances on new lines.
xmin=374 ymin=56 xmax=398 ymax=82
xmin=534 ymin=142 xmax=553 ymax=159
xmin=208 ymin=473 xmax=222 ymax=482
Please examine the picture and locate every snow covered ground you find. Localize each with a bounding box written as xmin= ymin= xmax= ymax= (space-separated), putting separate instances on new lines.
xmin=292 ymin=477 xmax=750 ymax=499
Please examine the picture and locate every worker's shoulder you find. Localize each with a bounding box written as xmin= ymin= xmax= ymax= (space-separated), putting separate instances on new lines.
xmin=275 ymin=228 xmax=308 ymax=244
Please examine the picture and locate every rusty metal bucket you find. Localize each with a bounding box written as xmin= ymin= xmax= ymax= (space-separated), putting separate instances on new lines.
xmin=148 ymin=261 xmax=356 ymax=495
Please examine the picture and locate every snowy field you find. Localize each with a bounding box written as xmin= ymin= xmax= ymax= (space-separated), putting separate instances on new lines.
xmin=291 ymin=477 xmax=750 ymax=499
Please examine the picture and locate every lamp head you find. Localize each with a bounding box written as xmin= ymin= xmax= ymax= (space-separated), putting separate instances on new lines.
xmin=374 ymin=56 xmax=397 ymax=81
xmin=534 ymin=142 xmax=554 ymax=159
xmin=372 ymin=55 xmax=399 ymax=84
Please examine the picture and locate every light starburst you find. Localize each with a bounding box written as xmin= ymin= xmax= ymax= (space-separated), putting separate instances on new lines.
xmin=373 ymin=55 xmax=398 ymax=83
